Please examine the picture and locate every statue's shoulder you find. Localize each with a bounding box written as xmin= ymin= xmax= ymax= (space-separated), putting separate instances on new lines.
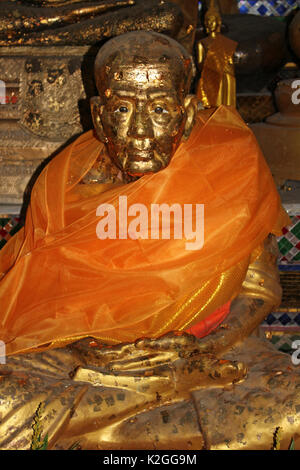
xmin=196 ymin=108 xmax=216 ymax=123
xmin=194 ymin=106 xmax=252 ymax=143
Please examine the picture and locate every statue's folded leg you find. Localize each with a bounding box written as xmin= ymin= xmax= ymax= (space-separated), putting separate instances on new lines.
xmin=1 ymin=335 xmax=299 ymax=449
xmin=0 ymin=347 xmax=87 ymax=450
xmin=53 ymin=336 xmax=300 ymax=450
xmin=0 ymin=338 xmax=246 ymax=450
xmin=192 ymin=336 xmax=300 ymax=450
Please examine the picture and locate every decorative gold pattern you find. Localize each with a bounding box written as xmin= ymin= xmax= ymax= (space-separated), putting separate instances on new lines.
xmin=0 ymin=46 xmax=94 ymax=204
xmin=20 ymin=57 xmax=85 ymax=140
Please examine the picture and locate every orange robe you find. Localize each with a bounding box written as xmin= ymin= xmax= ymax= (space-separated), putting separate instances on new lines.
xmin=0 ymin=106 xmax=289 ymax=356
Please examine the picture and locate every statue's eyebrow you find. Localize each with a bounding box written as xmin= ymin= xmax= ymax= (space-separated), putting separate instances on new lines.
xmin=113 ymin=90 xmax=176 ymax=99
xmin=114 ymin=90 xmax=136 ymax=98
xmin=148 ymin=91 xmax=173 ymax=99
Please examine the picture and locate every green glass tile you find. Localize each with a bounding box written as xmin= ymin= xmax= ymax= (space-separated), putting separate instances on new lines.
xmin=270 ymin=336 xmax=280 ymax=345
xmin=0 ymin=218 xmax=10 ymax=228
xmin=293 ymin=252 xmax=300 ymax=261
xmin=291 ymin=222 xmax=300 ymax=239
xmin=278 ymin=238 xmax=293 ymax=255
xmin=278 ymin=342 xmax=293 ymax=353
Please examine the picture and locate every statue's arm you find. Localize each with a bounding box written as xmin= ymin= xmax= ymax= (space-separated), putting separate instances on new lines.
xmin=0 ymin=1 xmax=134 ymax=37
xmin=196 ymin=41 xmax=206 ymax=72
xmin=83 ymin=235 xmax=280 ymax=370
xmin=196 ymin=234 xmax=282 ymax=355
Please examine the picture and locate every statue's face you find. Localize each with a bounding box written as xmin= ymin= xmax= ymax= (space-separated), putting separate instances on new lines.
xmin=91 ymin=60 xmax=197 ymax=176
xmin=205 ymin=15 xmax=220 ymax=34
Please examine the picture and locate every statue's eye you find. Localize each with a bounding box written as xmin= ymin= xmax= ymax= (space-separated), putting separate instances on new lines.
xmin=154 ymin=106 xmax=166 ymax=114
xmin=119 ymin=106 xmax=128 ymax=113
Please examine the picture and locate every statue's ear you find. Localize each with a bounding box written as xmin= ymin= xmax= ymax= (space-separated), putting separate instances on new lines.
xmin=182 ymin=94 xmax=198 ymax=140
xmin=90 ymin=96 xmax=107 ymax=143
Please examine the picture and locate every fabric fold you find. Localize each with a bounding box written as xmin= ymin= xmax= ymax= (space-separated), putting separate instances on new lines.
xmin=0 ymin=106 xmax=290 ymax=355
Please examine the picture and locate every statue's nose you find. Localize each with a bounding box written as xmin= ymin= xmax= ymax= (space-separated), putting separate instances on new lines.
xmin=128 ymin=107 xmax=153 ymax=139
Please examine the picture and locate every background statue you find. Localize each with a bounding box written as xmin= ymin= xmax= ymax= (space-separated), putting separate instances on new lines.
xmin=196 ymin=0 xmax=237 ymax=107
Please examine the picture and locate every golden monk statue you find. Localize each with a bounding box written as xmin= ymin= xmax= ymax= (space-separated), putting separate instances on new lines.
xmin=196 ymin=0 xmax=237 ymax=108
xmin=0 ymin=31 xmax=298 ymax=450
xmin=0 ymin=0 xmax=183 ymax=46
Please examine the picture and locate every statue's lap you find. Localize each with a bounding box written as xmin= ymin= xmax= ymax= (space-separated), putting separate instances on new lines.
xmin=0 ymin=336 xmax=299 ymax=450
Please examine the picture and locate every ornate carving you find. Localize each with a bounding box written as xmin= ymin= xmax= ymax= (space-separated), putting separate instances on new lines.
xmin=0 ymin=46 xmax=95 ymax=203
xmin=20 ymin=56 xmax=85 ymax=140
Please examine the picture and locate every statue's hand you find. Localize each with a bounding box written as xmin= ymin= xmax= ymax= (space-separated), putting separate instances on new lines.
xmin=72 ymin=332 xmax=247 ymax=390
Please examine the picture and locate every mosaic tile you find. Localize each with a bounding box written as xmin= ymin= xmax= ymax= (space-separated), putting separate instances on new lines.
xmin=278 ymin=216 xmax=300 ymax=263
xmin=237 ymin=0 xmax=298 ymax=16
xmin=268 ymin=334 xmax=300 ymax=354
xmin=262 ymin=311 xmax=300 ymax=329
xmin=0 ymin=215 xmax=22 ymax=247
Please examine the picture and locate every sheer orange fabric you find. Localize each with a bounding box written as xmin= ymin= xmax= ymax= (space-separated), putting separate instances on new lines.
xmin=0 ymin=106 xmax=289 ymax=356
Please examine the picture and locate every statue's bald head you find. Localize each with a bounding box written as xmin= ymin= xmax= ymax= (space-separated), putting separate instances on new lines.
xmin=94 ymin=31 xmax=194 ymax=98
xmin=91 ymin=31 xmax=197 ymax=176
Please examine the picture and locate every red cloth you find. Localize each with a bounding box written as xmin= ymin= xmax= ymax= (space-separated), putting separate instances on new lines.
xmin=186 ymin=301 xmax=231 ymax=338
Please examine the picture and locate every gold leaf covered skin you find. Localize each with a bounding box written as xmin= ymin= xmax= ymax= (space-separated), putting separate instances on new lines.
xmin=91 ymin=31 xmax=197 ymax=176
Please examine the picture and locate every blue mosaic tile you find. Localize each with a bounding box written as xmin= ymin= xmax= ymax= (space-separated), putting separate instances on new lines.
xmin=239 ymin=4 xmax=249 ymax=12
xmin=262 ymin=311 xmax=300 ymax=328
xmin=258 ymin=4 xmax=268 ymax=14
xmin=276 ymin=4 xmax=287 ymax=13
xmin=238 ymin=0 xmax=297 ymax=16
xmin=266 ymin=313 xmax=277 ymax=325
xmin=279 ymin=313 xmax=292 ymax=325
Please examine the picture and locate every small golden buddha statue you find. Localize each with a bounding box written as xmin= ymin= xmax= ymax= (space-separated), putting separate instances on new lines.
xmin=196 ymin=0 xmax=237 ymax=108
xmin=0 ymin=31 xmax=297 ymax=451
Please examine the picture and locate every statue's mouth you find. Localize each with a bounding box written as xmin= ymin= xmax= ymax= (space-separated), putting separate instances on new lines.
xmin=128 ymin=150 xmax=153 ymax=162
